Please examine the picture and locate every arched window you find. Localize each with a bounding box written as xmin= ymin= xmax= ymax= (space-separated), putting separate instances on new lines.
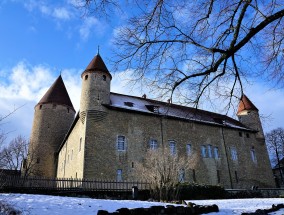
xmin=251 ymin=146 xmax=257 ymax=163
xmin=85 ymin=75 xmax=88 ymax=80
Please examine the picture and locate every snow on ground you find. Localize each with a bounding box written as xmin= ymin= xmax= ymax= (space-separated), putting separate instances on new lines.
xmin=0 ymin=193 xmax=283 ymax=215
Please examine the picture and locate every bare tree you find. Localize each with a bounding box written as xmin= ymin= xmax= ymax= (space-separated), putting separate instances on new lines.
xmin=266 ymin=128 xmax=284 ymax=184
xmin=0 ymin=135 xmax=28 ymax=171
xmin=80 ymin=0 xmax=284 ymax=109
xmin=135 ymin=146 xmax=197 ymax=201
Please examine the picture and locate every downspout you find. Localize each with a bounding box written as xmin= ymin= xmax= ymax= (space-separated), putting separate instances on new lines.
xmin=275 ymin=146 xmax=283 ymax=184
xmin=221 ymin=126 xmax=233 ymax=189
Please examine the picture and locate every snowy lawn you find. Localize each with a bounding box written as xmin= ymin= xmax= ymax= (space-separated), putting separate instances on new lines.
xmin=0 ymin=193 xmax=283 ymax=215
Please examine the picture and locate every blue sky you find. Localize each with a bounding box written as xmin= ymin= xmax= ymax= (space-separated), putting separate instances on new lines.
xmin=0 ymin=0 xmax=284 ymax=144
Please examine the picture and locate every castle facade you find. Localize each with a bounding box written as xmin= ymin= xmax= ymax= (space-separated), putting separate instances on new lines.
xmin=26 ymin=54 xmax=275 ymax=188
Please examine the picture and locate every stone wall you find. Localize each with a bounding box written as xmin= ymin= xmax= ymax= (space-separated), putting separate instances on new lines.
xmin=57 ymin=118 xmax=85 ymax=179
xmin=70 ymin=107 xmax=275 ymax=188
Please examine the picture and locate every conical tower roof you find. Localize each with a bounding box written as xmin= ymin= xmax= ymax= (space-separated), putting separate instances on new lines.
xmin=237 ymin=94 xmax=258 ymax=114
xmin=81 ymin=54 xmax=112 ymax=79
xmin=37 ymin=75 xmax=74 ymax=110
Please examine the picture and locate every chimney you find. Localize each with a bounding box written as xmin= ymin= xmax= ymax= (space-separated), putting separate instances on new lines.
xmin=142 ymin=94 xmax=147 ymax=99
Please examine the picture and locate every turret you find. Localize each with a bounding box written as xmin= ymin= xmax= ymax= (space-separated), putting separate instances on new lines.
xmin=27 ymin=75 xmax=75 ymax=177
xmin=79 ymin=54 xmax=112 ymax=123
xmin=237 ymin=94 xmax=264 ymax=139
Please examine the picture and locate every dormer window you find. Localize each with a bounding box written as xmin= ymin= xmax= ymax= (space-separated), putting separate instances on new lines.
xmin=146 ymin=105 xmax=159 ymax=113
xmin=124 ymin=102 xmax=134 ymax=107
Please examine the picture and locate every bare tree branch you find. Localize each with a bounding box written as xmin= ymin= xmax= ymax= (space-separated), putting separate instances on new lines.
xmin=82 ymin=0 xmax=284 ymax=109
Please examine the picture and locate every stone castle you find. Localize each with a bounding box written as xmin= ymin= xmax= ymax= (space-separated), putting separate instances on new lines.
xmin=25 ymin=53 xmax=275 ymax=188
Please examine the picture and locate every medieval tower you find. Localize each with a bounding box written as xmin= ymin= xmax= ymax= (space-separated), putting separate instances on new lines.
xmin=79 ymin=54 xmax=112 ymax=178
xmin=27 ymin=75 xmax=75 ymax=177
xmin=80 ymin=54 xmax=112 ymax=122
xmin=237 ymin=94 xmax=265 ymax=139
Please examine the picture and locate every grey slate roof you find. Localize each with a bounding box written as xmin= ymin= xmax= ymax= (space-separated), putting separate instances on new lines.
xmin=106 ymin=92 xmax=252 ymax=131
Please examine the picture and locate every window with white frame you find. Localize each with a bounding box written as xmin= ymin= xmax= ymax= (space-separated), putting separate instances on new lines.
xmin=149 ymin=139 xmax=158 ymax=150
xmin=251 ymin=147 xmax=257 ymax=163
xmin=230 ymin=147 xmax=238 ymax=161
xmin=214 ymin=147 xmax=219 ymax=159
xmin=201 ymin=145 xmax=207 ymax=158
xmin=179 ymin=169 xmax=185 ymax=182
xmin=117 ymin=169 xmax=122 ymax=181
xmin=186 ymin=144 xmax=192 ymax=156
xmin=207 ymin=145 xmax=213 ymax=158
xmin=117 ymin=135 xmax=126 ymax=151
xmin=169 ymin=140 xmax=176 ymax=155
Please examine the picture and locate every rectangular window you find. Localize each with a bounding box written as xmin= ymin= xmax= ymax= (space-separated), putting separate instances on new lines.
xmin=169 ymin=140 xmax=176 ymax=155
xmin=192 ymin=169 xmax=196 ymax=182
xmin=79 ymin=138 xmax=82 ymax=152
xmin=208 ymin=145 xmax=213 ymax=158
xmin=149 ymin=139 xmax=158 ymax=150
xmin=178 ymin=169 xmax=185 ymax=182
xmin=117 ymin=169 xmax=122 ymax=181
xmin=251 ymin=148 xmax=257 ymax=163
xmin=201 ymin=145 xmax=207 ymax=158
xmin=230 ymin=147 xmax=238 ymax=161
xmin=214 ymin=147 xmax=219 ymax=159
xmin=186 ymin=144 xmax=192 ymax=156
xmin=117 ymin=135 xmax=126 ymax=151
xmin=235 ymin=171 xmax=239 ymax=183
xmin=217 ymin=170 xmax=221 ymax=184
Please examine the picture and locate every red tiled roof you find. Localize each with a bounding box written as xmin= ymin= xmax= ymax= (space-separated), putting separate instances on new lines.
xmin=37 ymin=75 xmax=74 ymax=110
xmin=237 ymin=94 xmax=258 ymax=114
xmin=82 ymin=54 xmax=112 ymax=79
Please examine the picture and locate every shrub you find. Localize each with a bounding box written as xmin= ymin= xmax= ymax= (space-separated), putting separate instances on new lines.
xmin=174 ymin=183 xmax=227 ymax=200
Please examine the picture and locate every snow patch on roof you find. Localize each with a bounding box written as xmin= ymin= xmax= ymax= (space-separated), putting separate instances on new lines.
xmin=108 ymin=93 xmax=251 ymax=131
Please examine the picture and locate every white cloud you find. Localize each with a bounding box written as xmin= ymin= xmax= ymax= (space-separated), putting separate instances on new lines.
xmin=0 ymin=61 xmax=81 ymax=144
xmin=79 ymin=17 xmax=104 ymax=41
xmin=61 ymin=69 xmax=82 ymax=111
xmin=53 ymin=7 xmax=71 ymax=20
xmin=24 ymin=1 xmax=72 ymax=21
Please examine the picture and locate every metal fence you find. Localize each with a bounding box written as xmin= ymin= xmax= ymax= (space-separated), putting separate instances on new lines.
xmin=0 ymin=175 xmax=151 ymax=192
